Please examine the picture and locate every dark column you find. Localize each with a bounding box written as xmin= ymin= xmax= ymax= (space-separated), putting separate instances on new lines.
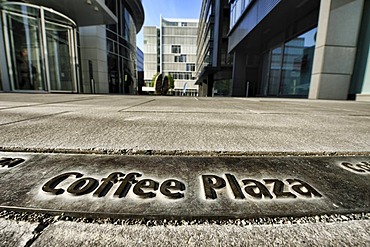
xmin=231 ymin=50 xmax=247 ymax=97
xmin=207 ymin=74 xmax=214 ymax=97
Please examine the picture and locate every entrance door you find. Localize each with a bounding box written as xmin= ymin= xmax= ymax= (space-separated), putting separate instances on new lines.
xmin=45 ymin=21 xmax=76 ymax=92
xmin=267 ymin=46 xmax=283 ymax=96
xmin=4 ymin=12 xmax=45 ymax=91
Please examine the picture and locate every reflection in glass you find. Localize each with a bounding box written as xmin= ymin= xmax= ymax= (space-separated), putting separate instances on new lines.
xmin=214 ymin=79 xmax=232 ymax=96
xmin=105 ymin=1 xmax=137 ymax=95
xmin=280 ymin=28 xmax=317 ymax=96
xmin=260 ymin=27 xmax=317 ymax=97
xmin=108 ymin=53 xmax=119 ymax=93
xmin=268 ymin=47 xmax=282 ymax=95
xmin=46 ymin=22 xmax=74 ymax=91
xmin=1 ymin=2 xmax=78 ymax=92
xmin=7 ymin=12 xmax=44 ymax=90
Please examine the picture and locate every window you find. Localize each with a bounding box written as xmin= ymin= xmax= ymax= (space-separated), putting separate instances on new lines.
xmin=169 ymin=72 xmax=194 ymax=80
xmin=171 ymin=45 xmax=181 ymax=54
xmin=174 ymin=55 xmax=187 ymax=63
xmin=105 ymin=0 xmax=117 ymax=15
xmin=260 ymin=27 xmax=317 ymax=97
xmin=230 ymin=0 xmax=253 ymax=29
xmin=186 ymin=63 xmax=195 ymax=72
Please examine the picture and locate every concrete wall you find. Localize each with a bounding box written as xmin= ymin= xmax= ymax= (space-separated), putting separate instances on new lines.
xmin=79 ymin=26 xmax=109 ymax=93
xmin=309 ymin=0 xmax=364 ymax=100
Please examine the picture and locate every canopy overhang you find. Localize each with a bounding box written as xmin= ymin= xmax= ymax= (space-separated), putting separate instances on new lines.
xmin=27 ymin=0 xmax=117 ymax=26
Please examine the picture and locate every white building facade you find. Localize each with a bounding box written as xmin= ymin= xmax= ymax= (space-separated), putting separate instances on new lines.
xmin=144 ymin=17 xmax=199 ymax=96
xmin=143 ymin=26 xmax=159 ymax=87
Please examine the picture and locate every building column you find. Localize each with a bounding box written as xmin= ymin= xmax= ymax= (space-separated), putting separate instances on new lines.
xmin=231 ymin=50 xmax=247 ymax=97
xmin=79 ymin=25 xmax=109 ymax=94
xmin=309 ymin=0 xmax=364 ymax=99
xmin=207 ymin=74 xmax=214 ymax=97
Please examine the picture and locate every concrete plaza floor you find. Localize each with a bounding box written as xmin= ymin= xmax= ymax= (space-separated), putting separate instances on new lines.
xmin=0 ymin=93 xmax=369 ymax=154
xmin=0 ymin=93 xmax=369 ymax=246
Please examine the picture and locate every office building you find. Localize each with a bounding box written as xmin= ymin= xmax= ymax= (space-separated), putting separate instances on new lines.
xmin=227 ymin=0 xmax=370 ymax=101
xmin=143 ymin=17 xmax=199 ymax=96
xmin=196 ymin=0 xmax=233 ymax=97
xmin=0 ymin=0 xmax=144 ymax=94
xmin=143 ymin=26 xmax=159 ymax=87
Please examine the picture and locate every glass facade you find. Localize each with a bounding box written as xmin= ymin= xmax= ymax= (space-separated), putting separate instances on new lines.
xmin=196 ymin=0 xmax=232 ymax=97
xmin=196 ymin=0 xmax=214 ymax=75
xmin=230 ymin=0 xmax=252 ymax=29
xmin=0 ymin=2 xmax=78 ymax=92
xmin=105 ymin=0 xmax=138 ymax=94
xmin=260 ymin=28 xmax=317 ymax=97
xmin=46 ymin=21 xmax=75 ymax=91
xmin=214 ymin=79 xmax=232 ymax=96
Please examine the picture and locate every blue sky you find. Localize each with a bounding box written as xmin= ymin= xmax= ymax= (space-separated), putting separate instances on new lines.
xmin=136 ymin=0 xmax=202 ymax=50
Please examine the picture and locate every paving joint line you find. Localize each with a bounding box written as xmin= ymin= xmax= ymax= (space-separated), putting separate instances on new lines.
xmin=24 ymin=222 xmax=50 ymax=247
xmin=0 ymin=97 xmax=95 ymax=111
xmin=0 ymin=111 xmax=71 ymax=127
xmin=118 ymin=99 xmax=156 ymax=112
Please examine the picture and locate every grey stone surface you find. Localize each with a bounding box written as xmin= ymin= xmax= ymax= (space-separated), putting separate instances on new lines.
xmin=0 ymin=218 xmax=38 ymax=246
xmin=31 ymin=220 xmax=370 ymax=247
xmin=0 ymin=93 xmax=370 ymax=245
xmin=0 ymin=94 xmax=369 ymax=153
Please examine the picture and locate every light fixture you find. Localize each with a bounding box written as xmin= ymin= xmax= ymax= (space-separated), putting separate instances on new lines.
xmin=86 ymin=0 xmax=92 ymax=5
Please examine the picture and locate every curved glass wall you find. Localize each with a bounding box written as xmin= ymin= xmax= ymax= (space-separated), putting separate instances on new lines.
xmin=105 ymin=0 xmax=138 ymax=94
xmin=0 ymin=2 xmax=78 ymax=92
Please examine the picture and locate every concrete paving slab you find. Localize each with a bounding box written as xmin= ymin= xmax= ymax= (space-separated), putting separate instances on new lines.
xmin=0 ymin=94 xmax=96 ymax=109
xmin=31 ymin=219 xmax=370 ymax=246
xmin=0 ymin=109 xmax=71 ymax=126
xmin=0 ymin=218 xmax=38 ymax=246
xmin=0 ymin=152 xmax=369 ymax=219
xmin=0 ymin=94 xmax=370 ymax=153
xmin=0 ymin=93 xmax=370 ymax=245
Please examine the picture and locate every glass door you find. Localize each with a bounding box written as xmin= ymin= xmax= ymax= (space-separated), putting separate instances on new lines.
xmin=45 ymin=21 xmax=76 ymax=92
xmin=267 ymin=46 xmax=283 ymax=96
xmin=4 ymin=11 xmax=45 ymax=91
xmin=1 ymin=2 xmax=78 ymax=93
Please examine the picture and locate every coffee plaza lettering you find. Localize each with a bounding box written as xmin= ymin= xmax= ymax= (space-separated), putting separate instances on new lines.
xmin=0 ymin=157 xmax=25 ymax=168
xmin=202 ymin=174 xmax=322 ymax=200
xmin=340 ymin=161 xmax=370 ymax=174
xmin=42 ymin=171 xmax=322 ymax=201
xmin=42 ymin=172 xmax=186 ymax=199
